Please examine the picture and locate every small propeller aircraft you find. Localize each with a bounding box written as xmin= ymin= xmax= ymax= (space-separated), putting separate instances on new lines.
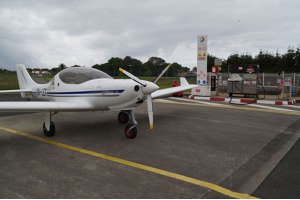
xmin=0 ymin=64 xmax=197 ymax=139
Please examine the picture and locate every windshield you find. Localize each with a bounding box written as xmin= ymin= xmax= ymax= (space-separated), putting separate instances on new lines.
xmin=59 ymin=67 xmax=112 ymax=84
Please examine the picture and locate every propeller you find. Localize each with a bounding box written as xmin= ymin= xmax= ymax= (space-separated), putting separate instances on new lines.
xmin=119 ymin=68 xmax=146 ymax=87
xmin=119 ymin=64 xmax=171 ymax=130
xmin=154 ymin=64 xmax=172 ymax=84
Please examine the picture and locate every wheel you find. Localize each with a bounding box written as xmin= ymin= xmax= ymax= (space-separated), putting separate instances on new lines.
xmin=43 ymin=121 xmax=55 ymax=137
xmin=118 ymin=112 xmax=129 ymax=124
xmin=124 ymin=124 xmax=137 ymax=139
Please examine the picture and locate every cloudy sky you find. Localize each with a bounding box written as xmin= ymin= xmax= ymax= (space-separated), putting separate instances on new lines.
xmin=0 ymin=0 xmax=299 ymax=70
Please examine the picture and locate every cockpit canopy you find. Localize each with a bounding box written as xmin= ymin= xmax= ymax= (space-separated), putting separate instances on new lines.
xmin=59 ymin=67 xmax=113 ymax=84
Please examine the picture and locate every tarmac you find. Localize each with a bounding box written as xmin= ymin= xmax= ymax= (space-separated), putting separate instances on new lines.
xmin=1 ymin=94 xmax=300 ymax=198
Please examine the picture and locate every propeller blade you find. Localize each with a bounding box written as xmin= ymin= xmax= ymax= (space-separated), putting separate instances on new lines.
xmin=147 ymin=94 xmax=154 ymax=129
xmin=154 ymin=64 xmax=172 ymax=84
xmin=119 ymin=68 xmax=146 ymax=87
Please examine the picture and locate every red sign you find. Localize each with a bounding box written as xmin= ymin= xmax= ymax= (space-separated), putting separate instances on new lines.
xmin=212 ymin=66 xmax=217 ymax=74
xmin=246 ymin=67 xmax=254 ymax=73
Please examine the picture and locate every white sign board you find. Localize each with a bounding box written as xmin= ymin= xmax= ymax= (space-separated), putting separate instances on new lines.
xmin=214 ymin=58 xmax=222 ymax=66
xmin=197 ymin=35 xmax=208 ymax=85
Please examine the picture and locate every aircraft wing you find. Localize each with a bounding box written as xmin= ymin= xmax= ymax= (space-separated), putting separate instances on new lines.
xmin=151 ymin=77 xmax=198 ymax=99
xmin=0 ymin=101 xmax=93 ymax=112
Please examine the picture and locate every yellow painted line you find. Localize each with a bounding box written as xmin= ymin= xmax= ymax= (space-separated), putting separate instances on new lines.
xmin=156 ymin=100 xmax=300 ymax=116
xmin=0 ymin=126 xmax=257 ymax=199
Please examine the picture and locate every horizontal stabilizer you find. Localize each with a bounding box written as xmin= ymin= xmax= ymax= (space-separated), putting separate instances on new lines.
xmin=0 ymin=89 xmax=32 ymax=94
xmin=151 ymin=78 xmax=197 ymax=99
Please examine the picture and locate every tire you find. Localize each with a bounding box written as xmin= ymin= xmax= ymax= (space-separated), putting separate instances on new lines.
xmin=124 ymin=124 xmax=137 ymax=139
xmin=118 ymin=112 xmax=129 ymax=124
xmin=43 ymin=122 xmax=55 ymax=137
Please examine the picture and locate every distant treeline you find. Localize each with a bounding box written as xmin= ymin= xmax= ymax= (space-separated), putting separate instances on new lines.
xmin=1 ymin=46 xmax=300 ymax=75
xmin=92 ymin=56 xmax=190 ymax=77
xmin=225 ymin=46 xmax=300 ymax=73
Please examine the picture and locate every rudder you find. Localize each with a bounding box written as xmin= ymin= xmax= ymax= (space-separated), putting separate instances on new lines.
xmin=16 ymin=64 xmax=38 ymax=89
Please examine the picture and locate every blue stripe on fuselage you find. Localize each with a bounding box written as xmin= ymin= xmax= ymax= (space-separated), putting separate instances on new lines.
xmin=47 ymin=90 xmax=124 ymax=95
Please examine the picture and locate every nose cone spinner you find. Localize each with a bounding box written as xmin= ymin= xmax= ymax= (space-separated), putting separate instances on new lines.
xmin=141 ymin=81 xmax=159 ymax=94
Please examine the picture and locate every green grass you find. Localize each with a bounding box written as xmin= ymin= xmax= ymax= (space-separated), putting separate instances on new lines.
xmin=0 ymin=74 xmax=196 ymax=90
xmin=0 ymin=75 xmax=19 ymax=90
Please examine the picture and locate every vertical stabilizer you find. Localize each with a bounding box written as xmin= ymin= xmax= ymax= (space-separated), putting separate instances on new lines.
xmin=16 ymin=64 xmax=38 ymax=89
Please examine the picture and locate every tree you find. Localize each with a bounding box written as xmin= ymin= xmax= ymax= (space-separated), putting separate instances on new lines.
xmin=207 ymin=54 xmax=217 ymax=72
xmin=286 ymin=46 xmax=296 ymax=72
xmin=108 ymin=57 xmax=123 ymax=76
xmin=122 ymin=56 xmax=143 ymax=76
xmin=50 ymin=63 xmax=67 ymax=75
xmin=144 ymin=57 xmax=167 ymax=77
xmin=295 ymin=45 xmax=300 ymax=72
xmin=168 ymin=62 xmax=181 ymax=77
xmin=58 ymin=63 xmax=67 ymax=70
xmin=70 ymin=65 xmax=82 ymax=68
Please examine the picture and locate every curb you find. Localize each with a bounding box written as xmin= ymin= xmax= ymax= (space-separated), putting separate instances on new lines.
xmin=189 ymin=95 xmax=296 ymax=105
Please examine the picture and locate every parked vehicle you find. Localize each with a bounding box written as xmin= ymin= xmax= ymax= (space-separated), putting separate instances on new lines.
xmin=184 ymin=72 xmax=197 ymax=78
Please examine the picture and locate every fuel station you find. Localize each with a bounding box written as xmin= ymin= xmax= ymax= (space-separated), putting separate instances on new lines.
xmin=189 ymin=35 xmax=295 ymax=105
xmin=227 ymin=64 xmax=260 ymax=98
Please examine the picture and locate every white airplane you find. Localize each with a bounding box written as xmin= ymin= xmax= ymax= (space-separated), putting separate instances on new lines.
xmin=0 ymin=64 xmax=197 ymax=139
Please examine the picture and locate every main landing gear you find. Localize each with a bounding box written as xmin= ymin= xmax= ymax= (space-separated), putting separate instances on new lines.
xmin=43 ymin=112 xmax=57 ymax=137
xmin=42 ymin=111 xmax=138 ymax=139
xmin=118 ymin=110 xmax=138 ymax=139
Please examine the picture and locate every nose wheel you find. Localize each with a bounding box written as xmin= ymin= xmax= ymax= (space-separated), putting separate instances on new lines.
xmin=124 ymin=124 xmax=137 ymax=139
xmin=119 ymin=110 xmax=138 ymax=139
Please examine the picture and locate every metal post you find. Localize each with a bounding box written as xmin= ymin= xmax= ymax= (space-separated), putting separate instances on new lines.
xmin=281 ymin=71 xmax=284 ymax=98
xmin=297 ymin=73 xmax=299 ymax=95
xmin=262 ymin=72 xmax=265 ymax=87
xmin=216 ymin=74 xmax=219 ymax=96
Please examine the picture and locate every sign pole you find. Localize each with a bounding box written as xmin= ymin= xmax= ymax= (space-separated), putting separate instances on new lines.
xmin=191 ymin=35 xmax=211 ymax=96
xmin=197 ymin=35 xmax=208 ymax=85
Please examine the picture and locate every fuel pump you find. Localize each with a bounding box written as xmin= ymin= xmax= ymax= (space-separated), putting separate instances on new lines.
xmin=211 ymin=66 xmax=217 ymax=94
xmin=227 ymin=64 xmax=259 ymax=98
xmin=282 ymin=77 xmax=292 ymax=100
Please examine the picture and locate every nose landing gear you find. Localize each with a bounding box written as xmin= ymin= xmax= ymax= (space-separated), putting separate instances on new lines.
xmin=118 ymin=110 xmax=138 ymax=139
xmin=125 ymin=124 xmax=137 ymax=139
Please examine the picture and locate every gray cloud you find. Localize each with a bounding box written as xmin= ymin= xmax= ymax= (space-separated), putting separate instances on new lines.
xmin=0 ymin=0 xmax=299 ymax=70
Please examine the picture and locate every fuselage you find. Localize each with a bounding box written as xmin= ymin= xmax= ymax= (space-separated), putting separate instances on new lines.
xmin=26 ymin=67 xmax=150 ymax=111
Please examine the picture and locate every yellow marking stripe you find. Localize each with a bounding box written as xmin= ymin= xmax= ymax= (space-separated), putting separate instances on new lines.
xmin=0 ymin=126 xmax=257 ymax=199
xmin=119 ymin=68 xmax=124 ymax=73
xmin=156 ymin=100 xmax=300 ymax=116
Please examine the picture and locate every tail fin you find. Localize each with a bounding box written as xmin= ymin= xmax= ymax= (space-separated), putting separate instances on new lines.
xmin=179 ymin=77 xmax=189 ymax=86
xmin=16 ymin=64 xmax=38 ymax=89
